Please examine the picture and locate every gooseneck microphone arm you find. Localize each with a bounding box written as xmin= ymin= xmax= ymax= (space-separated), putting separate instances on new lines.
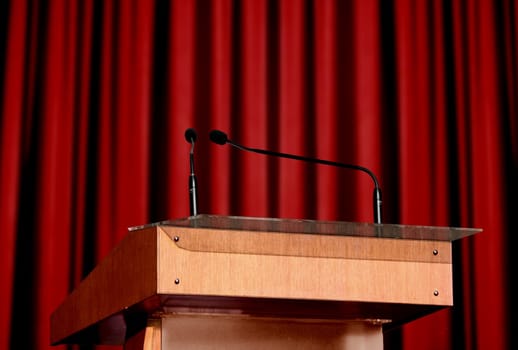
xmin=185 ymin=128 xmax=199 ymax=216
xmin=209 ymin=129 xmax=382 ymax=224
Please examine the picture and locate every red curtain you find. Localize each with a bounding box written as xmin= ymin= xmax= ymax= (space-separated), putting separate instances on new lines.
xmin=1 ymin=0 xmax=516 ymax=349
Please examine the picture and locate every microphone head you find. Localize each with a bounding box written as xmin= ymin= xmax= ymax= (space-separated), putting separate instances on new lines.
xmin=184 ymin=128 xmax=197 ymax=143
xmin=209 ymin=130 xmax=228 ymax=145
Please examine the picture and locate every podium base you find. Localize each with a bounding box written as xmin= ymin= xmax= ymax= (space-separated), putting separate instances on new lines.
xmin=125 ymin=314 xmax=384 ymax=350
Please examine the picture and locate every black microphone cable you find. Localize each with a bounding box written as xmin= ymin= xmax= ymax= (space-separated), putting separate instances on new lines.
xmin=209 ymin=129 xmax=382 ymax=224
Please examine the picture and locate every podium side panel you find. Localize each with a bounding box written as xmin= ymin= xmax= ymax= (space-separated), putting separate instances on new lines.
xmin=50 ymin=227 xmax=160 ymax=344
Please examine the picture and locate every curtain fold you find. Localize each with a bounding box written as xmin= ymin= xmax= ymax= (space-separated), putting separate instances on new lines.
xmin=208 ymin=0 xmax=232 ymax=215
xmin=0 ymin=1 xmax=26 ymax=345
xmin=1 ymin=0 xmax=515 ymax=349
xmin=313 ymin=0 xmax=338 ymax=220
xmin=463 ymin=1 xmax=508 ymax=349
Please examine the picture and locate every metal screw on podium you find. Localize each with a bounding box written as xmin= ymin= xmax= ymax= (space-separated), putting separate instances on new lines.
xmin=175 ymin=278 xmax=180 ymax=284
xmin=433 ymin=249 xmax=438 ymax=255
xmin=433 ymin=290 xmax=439 ymax=296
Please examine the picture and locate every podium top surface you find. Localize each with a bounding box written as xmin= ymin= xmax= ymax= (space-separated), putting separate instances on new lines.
xmin=129 ymin=214 xmax=482 ymax=241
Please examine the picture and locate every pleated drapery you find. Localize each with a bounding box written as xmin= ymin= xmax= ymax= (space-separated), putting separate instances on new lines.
xmin=1 ymin=0 xmax=516 ymax=349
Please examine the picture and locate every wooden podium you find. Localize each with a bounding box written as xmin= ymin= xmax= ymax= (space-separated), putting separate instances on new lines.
xmin=50 ymin=215 xmax=480 ymax=349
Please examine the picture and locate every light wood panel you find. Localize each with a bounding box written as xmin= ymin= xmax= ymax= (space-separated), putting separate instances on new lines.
xmin=158 ymin=226 xmax=452 ymax=305
xmin=160 ymin=314 xmax=384 ymax=350
xmin=166 ymin=226 xmax=452 ymax=263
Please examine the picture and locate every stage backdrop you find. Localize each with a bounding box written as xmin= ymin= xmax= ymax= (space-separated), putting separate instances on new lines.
xmin=1 ymin=0 xmax=516 ymax=349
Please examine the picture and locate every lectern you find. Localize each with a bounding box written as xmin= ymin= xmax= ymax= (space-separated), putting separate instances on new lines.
xmin=50 ymin=215 xmax=480 ymax=349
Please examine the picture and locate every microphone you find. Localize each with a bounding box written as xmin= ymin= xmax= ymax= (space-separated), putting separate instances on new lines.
xmin=185 ymin=128 xmax=199 ymax=216
xmin=209 ymin=129 xmax=383 ymax=224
